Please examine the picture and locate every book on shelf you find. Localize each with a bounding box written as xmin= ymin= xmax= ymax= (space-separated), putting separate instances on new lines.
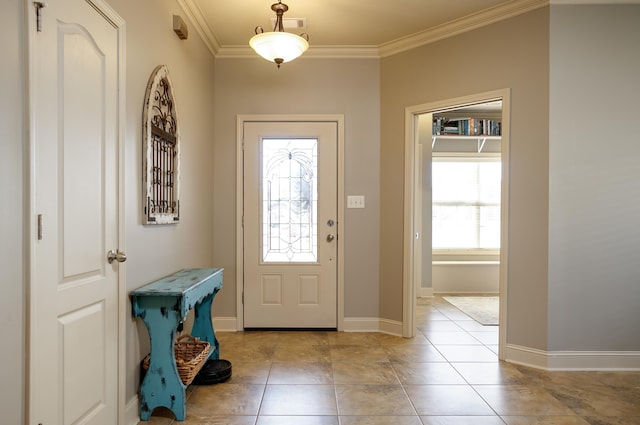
xmin=433 ymin=117 xmax=501 ymax=137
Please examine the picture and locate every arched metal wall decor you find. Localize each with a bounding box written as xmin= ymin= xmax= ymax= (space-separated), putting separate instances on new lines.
xmin=142 ymin=65 xmax=181 ymax=224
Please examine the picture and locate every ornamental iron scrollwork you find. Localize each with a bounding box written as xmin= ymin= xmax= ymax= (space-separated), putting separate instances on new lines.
xmin=142 ymin=65 xmax=181 ymax=224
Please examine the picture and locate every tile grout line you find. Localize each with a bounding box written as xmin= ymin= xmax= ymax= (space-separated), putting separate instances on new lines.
xmin=421 ymin=302 xmax=506 ymax=421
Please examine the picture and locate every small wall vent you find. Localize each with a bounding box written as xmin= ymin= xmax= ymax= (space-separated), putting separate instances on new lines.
xmin=270 ymin=17 xmax=307 ymax=29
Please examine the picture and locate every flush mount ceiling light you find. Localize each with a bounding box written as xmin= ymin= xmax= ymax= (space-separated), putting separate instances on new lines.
xmin=249 ymin=0 xmax=309 ymax=68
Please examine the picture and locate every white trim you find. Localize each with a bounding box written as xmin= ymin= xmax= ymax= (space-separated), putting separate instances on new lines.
xmin=402 ymin=108 xmax=418 ymax=338
xmin=343 ymin=318 xmax=379 ymax=332
xmin=221 ymin=316 xmax=404 ymax=336
xmin=551 ymin=0 xmax=640 ymax=4
xmin=547 ymin=351 xmax=640 ymax=371
xmin=176 ymin=0 xmax=220 ymax=55
xmin=236 ymin=115 xmax=345 ymax=332
xmin=506 ymin=343 xmax=554 ymax=369
xmin=26 ymin=0 xmax=38 ymax=418
xmin=342 ymin=318 xmax=404 ymax=336
xmin=432 ymin=153 xmax=502 ymax=159
xmin=404 ymin=89 xmax=510 ymax=356
xmin=432 ymin=261 xmax=500 ymax=265
xmin=498 ymin=92 xmax=511 ymax=362
xmin=435 ymin=291 xmax=499 ymax=295
xmin=125 ymin=396 xmax=139 ymax=425
xmin=113 ymin=12 xmax=128 ymax=425
xmin=379 ymin=0 xmax=548 ymax=57
xmin=378 ymin=319 xmax=404 ymax=337
xmin=179 ymin=0 xmax=549 ymax=60
xmin=418 ymin=287 xmax=434 ymax=298
xmin=213 ymin=316 xmax=238 ymax=332
xmin=216 ymin=316 xmax=403 ymax=336
xmin=217 ymin=45 xmax=380 ymax=59
xmin=236 ymin=118 xmax=244 ymax=330
xmin=506 ymin=344 xmax=640 ymax=371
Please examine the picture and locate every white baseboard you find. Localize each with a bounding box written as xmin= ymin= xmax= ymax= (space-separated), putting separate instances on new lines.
xmin=125 ymin=396 xmax=139 ymax=425
xmin=342 ymin=317 xmax=378 ymax=332
xmin=216 ymin=318 xmax=639 ymax=370
xmin=218 ymin=316 xmax=403 ymax=336
xmin=378 ymin=318 xmax=403 ymax=336
xmin=505 ymin=344 xmax=640 ymax=371
xmin=213 ymin=316 xmax=238 ymax=332
xmin=342 ymin=317 xmax=403 ymax=336
xmin=504 ymin=344 xmax=548 ymax=369
xmin=418 ymin=287 xmax=434 ymax=297
xmin=434 ymin=291 xmax=500 ymax=295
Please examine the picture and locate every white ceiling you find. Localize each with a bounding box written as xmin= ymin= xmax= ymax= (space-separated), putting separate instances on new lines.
xmin=180 ymin=0 xmax=548 ymax=57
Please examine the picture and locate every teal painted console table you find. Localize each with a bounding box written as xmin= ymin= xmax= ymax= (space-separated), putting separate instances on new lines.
xmin=130 ymin=268 xmax=223 ymax=421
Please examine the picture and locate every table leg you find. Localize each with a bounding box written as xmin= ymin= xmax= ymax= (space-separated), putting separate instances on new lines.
xmin=139 ymin=307 xmax=186 ymax=421
xmin=191 ymin=288 xmax=221 ymax=360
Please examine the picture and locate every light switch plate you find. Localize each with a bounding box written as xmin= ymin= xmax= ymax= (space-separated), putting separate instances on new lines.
xmin=347 ymin=195 xmax=365 ymax=208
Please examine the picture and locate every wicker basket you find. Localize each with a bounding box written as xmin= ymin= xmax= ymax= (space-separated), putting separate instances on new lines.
xmin=143 ymin=335 xmax=210 ymax=385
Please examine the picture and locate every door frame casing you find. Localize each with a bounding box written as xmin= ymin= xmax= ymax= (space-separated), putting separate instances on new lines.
xmin=236 ymin=115 xmax=345 ymax=331
xmin=25 ymin=0 xmax=127 ymax=422
xmin=403 ymin=89 xmax=509 ymax=358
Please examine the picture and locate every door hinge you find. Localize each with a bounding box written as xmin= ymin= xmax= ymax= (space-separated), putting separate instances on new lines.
xmin=242 ymin=292 xmax=244 ymax=304
xmin=34 ymin=2 xmax=47 ymax=32
xmin=37 ymin=214 xmax=43 ymax=240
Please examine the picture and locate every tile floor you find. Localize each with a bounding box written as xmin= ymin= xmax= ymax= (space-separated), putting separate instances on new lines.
xmin=142 ymin=296 xmax=640 ymax=425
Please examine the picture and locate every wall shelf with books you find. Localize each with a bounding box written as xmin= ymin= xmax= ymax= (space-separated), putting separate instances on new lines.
xmin=432 ymin=114 xmax=501 ymax=153
xmin=433 ymin=116 xmax=501 ymax=137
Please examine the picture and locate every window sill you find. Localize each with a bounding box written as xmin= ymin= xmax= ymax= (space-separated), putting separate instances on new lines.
xmin=432 ymin=260 xmax=499 ymax=265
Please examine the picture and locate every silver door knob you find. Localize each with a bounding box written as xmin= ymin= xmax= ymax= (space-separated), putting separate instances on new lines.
xmin=326 ymin=234 xmax=335 ymax=242
xmin=107 ymin=249 xmax=127 ymax=264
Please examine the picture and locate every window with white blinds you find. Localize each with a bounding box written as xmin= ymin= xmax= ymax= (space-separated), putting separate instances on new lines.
xmin=432 ymin=157 xmax=501 ymax=252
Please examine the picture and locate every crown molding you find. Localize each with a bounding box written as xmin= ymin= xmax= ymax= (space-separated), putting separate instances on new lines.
xmin=177 ymin=0 xmax=220 ymax=56
xmin=179 ymin=0 xmax=551 ymax=60
xmin=551 ymin=0 xmax=640 ymax=3
xmin=379 ymin=0 xmax=549 ymax=57
xmin=216 ymin=45 xmax=380 ymax=59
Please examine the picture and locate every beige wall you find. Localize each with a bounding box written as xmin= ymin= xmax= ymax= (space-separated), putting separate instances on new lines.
xmin=432 ymin=264 xmax=500 ymax=294
xmin=0 ymin=1 xmax=25 ymax=423
xmin=212 ymin=57 xmax=381 ymax=319
xmin=380 ymin=8 xmax=550 ymax=350
xmin=105 ymin=0 xmax=217 ymax=403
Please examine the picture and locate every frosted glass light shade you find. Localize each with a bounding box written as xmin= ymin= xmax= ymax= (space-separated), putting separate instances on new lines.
xmin=249 ymin=31 xmax=309 ymax=64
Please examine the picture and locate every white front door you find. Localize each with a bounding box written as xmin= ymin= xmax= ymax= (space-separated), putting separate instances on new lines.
xmin=29 ymin=1 xmax=123 ymax=423
xmin=243 ymin=120 xmax=339 ymax=328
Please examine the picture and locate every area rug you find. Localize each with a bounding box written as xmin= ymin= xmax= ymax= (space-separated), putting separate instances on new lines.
xmin=442 ymin=296 xmax=499 ymax=326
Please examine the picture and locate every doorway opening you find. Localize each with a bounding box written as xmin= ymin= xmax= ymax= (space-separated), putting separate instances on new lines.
xmin=403 ymin=90 xmax=509 ymax=360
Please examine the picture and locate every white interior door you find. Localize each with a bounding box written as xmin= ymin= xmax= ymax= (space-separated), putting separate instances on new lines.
xmin=30 ymin=1 xmax=122 ymax=423
xmin=243 ymin=121 xmax=338 ymax=328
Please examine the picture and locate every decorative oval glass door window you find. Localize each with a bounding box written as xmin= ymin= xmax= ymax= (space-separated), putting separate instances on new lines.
xmin=142 ymin=65 xmax=181 ymax=224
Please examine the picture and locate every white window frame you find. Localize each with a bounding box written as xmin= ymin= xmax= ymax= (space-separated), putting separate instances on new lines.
xmin=432 ymin=152 xmax=501 ymax=262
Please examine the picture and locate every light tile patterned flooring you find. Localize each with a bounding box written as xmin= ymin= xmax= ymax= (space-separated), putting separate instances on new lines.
xmin=142 ymin=296 xmax=640 ymax=424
